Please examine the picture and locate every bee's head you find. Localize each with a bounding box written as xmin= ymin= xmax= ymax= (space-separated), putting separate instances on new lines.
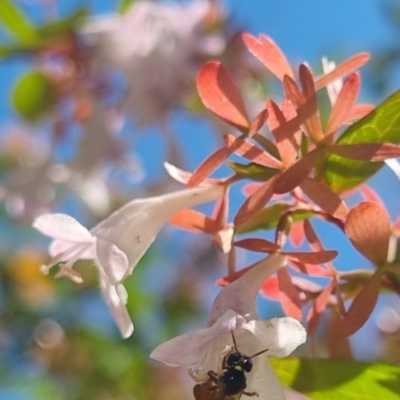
xmin=226 ymin=352 xmax=253 ymax=372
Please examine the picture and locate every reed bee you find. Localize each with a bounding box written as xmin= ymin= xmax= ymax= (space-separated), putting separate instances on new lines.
xmin=193 ymin=330 xmax=269 ymax=400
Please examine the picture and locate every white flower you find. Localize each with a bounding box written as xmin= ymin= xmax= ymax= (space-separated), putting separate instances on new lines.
xmin=33 ymin=184 xmax=225 ymax=338
xmin=150 ymin=254 xmax=307 ymax=400
xmin=322 ymin=56 xmax=343 ymax=106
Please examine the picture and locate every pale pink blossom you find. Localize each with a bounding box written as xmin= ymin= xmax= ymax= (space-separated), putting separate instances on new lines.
xmin=151 ymin=254 xmax=307 ymax=399
xmin=33 ymin=184 xmax=225 ymax=337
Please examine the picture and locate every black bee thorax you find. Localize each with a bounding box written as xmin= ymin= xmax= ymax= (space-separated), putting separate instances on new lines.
xmin=220 ymin=367 xmax=247 ymax=395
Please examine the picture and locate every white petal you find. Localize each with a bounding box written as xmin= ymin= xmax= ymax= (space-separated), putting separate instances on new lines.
xmin=49 ymin=240 xmax=95 ymax=259
xmin=321 ymin=56 xmax=342 ymax=106
xmin=244 ymin=317 xmax=307 ymax=358
xmin=95 ymin=239 xmax=129 ymax=284
xmin=33 ymin=213 xmax=93 ymax=242
xmin=100 ymin=274 xmax=133 ymax=338
xmin=163 ymin=162 xmax=220 ymax=186
xmin=215 ymin=225 xmax=234 ymax=254
xmin=247 ymin=355 xmax=287 ymax=400
xmin=163 ymin=162 xmax=192 ymax=185
xmin=150 ymin=310 xmax=246 ymax=366
xmin=93 ymin=185 xmax=225 ymax=275
xmin=208 ymin=253 xmax=286 ymax=326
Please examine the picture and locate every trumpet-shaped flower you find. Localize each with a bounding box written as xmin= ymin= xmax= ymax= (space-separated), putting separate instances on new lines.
xmin=33 ymin=184 xmax=225 ymax=338
xmin=150 ymin=254 xmax=307 ymax=399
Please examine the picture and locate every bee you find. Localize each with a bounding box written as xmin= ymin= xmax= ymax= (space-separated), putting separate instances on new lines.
xmin=193 ymin=330 xmax=269 ymax=400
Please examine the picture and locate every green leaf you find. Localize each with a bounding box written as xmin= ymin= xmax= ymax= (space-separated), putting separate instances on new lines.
xmin=235 ymin=203 xmax=290 ymax=233
xmin=0 ymin=0 xmax=39 ymax=46
xmin=323 ymin=90 xmax=400 ymax=193
xmin=36 ymin=7 xmax=88 ymax=38
xmin=253 ymin=133 xmax=281 ymax=159
xmin=12 ymin=70 xmax=58 ymax=121
xmin=271 ymin=358 xmax=400 ymax=400
xmin=118 ymin=0 xmax=137 ymax=14
xmin=227 ymin=161 xmax=279 ymax=181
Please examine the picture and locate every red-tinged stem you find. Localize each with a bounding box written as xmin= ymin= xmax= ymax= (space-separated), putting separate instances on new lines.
xmin=224 ymin=174 xmax=242 ymax=187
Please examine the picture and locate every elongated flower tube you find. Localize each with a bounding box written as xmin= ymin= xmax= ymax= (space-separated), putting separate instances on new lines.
xmin=33 ymin=184 xmax=225 ymax=338
xmin=150 ymin=254 xmax=307 ymax=399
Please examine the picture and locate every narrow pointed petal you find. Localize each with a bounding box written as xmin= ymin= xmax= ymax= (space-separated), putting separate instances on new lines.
xmin=213 ymin=188 xmax=229 ymax=230
xmin=208 ymin=253 xmax=287 ymax=326
xmin=197 ymin=61 xmax=249 ymax=131
xmin=300 ymin=177 xmax=349 ymax=219
xmin=266 ymin=99 xmax=300 ymax=165
xmin=164 ymin=162 xmax=221 ymax=186
xmin=248 ymin=108 xmax=269 ymax=137
xmin=307 ymin=280 xmax=335 ymax=335
xmin=337 ymin=272 xmax=381 ymax=336
xmin=188 ymin=147 xmax=232 ymax=187
xmin=33 ymin=213 xmax=93 ymax=242
xmin=344 ymin=104 xmax=374 ymax=122
xmin=328 ymin=143 xmax=400 ymax=161
xmin=234 ymin=176 xmax=277 ymax=226
xmin=299 ymin=64 xmax=324 ymax=143
xmin=289 ymin=260 xmax=332 ymax=277
xmin=303 ymin=219 xmax=323 ymax=252
xmin=242 ymin=33 xmax=294 ymax=81
xmin=325 ymin=73 xmax=360 ymax=138
xmin=234 ymin=238 xmax=281 ymax=253
xmin=315 ymin=52 xmax=371 ymax=90
xmin=285 ymin=250 xmax=338 ymax=264
xmin=224 ymin=134 xmax=281 ymax=168
xmin=278 ymin=268 xmax=302 ymax=320
xmin=345 ymin=201 xmax=391 ymax=265
xmin=169 ymin=209 xmax=215 ymax=233
xmin=274 ymin=148 xmax=325 ymax=194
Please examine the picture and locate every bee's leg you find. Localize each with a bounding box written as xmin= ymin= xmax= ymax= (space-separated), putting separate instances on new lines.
xmin=243 ymin=391 xmax=259 ymax=397
xmin=207 ymin=370 xmax=219 ymax=384
xmin=188 ymin=369 xmax=205 ymax=383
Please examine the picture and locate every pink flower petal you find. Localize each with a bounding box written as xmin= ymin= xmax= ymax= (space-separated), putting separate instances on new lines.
xmin=95 ymin=239 xmax=130 ymax=284
xmin=150 ymin=309 xmax=247 ymax=366
xmin=100 ymin=274 xmax=133 ymax=338
xmin=208 ymin=253 xmax=286 ymax=326
xmin=33 ymin=213 xmax=93 ymax=242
